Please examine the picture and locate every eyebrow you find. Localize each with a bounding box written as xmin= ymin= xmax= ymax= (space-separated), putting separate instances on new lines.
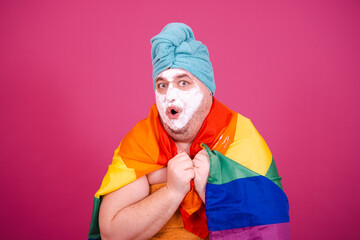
xmin=155 ymin=77 xmax=166 ymax=82
xmin=156 ymin=73 xmax=191 ymax=82
xmin=175 ymin=74 xmax=191 ymax=79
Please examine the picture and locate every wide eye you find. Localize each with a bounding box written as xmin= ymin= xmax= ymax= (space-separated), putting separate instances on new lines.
xmin=179 ymin=80 xmax=189 ymax=87
xmin=158 ymin=82 xmax=167 ymax=89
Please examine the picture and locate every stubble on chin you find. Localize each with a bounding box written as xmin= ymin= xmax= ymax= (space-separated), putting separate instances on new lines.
xmin=169 ymin=126 xmax=187 ymax=135
xmin=165 ymin=121 xmax=190 ymax=139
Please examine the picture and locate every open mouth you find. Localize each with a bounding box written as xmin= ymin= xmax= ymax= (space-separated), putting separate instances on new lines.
xmin=166 ymin=106 xmax=181 ymax=119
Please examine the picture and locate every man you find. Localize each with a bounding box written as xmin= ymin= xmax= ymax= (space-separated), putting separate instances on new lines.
xmin=89 ymin=23 xmax=290 ymax=240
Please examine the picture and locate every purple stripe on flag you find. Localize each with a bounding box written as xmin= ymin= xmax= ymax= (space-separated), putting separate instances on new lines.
xmin=209 ymin=222 xmax=290 ymax=240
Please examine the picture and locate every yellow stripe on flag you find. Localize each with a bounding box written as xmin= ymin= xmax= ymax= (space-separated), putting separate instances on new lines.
xmin=225 ymin=114 xmax=272 ymax=176
xmin=95 ymin=145 xmax=137 ymax=198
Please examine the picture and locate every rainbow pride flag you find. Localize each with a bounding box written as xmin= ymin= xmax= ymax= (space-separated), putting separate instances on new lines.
xmin=88 ymin=99 xmax=290 ymax=239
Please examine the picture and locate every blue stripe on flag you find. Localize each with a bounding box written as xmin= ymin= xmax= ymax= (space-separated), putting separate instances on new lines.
xmin=205 ymin=175 xmax=289 ymax=232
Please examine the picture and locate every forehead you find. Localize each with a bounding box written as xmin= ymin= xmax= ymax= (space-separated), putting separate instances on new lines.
xmin=157 ymin=68 xmax=192 ymax=80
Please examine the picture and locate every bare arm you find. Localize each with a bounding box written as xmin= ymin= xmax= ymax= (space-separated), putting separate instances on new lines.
xmin=99 ymin=152 xmax=194 ymax=240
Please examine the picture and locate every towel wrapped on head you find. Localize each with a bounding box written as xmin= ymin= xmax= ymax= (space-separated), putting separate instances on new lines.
xmin=151 ymin=22 xmax=216 ymax=95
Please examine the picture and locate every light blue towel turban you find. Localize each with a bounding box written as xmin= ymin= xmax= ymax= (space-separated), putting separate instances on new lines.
xmin=151 ymin=23 xmax=215 ymax=95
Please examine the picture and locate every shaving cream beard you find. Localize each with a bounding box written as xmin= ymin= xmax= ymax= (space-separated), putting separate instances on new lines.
xmin=155 ymin=70 xmax=204 ymax=132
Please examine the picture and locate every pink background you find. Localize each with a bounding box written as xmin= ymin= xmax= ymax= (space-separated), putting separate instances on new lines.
xmin=1 ymin=0 xmax=359 ymax=239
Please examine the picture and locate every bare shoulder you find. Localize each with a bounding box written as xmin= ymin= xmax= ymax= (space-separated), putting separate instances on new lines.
xmin=99 ymin=176 xmax=150 ymax=223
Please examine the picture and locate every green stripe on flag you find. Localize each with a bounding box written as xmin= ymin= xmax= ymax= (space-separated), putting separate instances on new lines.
xmin=203 ymin=144 xmax=259 ymax=185
xmin=203 ymin=144 xmax=284 ymax=190
xmin=265 ymin=158 xmax=283 ymax=190
xmin=88 ymin=197 xmax=101 ymax=240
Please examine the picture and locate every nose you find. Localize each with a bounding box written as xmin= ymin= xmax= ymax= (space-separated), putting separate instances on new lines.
xmin=165 ymin=84 xmax=177 ymax=102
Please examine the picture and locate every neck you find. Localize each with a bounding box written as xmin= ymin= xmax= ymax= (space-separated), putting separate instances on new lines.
xmin=175 ymin=141 xmax=192 ymax=155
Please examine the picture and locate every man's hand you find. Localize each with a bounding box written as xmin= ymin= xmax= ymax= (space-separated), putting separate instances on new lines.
xmin=166 ymin=152 xmax=195 ymax=199
xmin=193 ymin=149 xmax=210 ymax=203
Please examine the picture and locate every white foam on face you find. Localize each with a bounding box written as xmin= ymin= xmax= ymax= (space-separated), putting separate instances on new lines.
xmin=155 ymin=69 xmax=203 ymax=131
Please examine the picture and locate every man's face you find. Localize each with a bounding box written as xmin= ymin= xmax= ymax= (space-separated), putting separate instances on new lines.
xmin=155 ymin=68 xmax=212 ymax=142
